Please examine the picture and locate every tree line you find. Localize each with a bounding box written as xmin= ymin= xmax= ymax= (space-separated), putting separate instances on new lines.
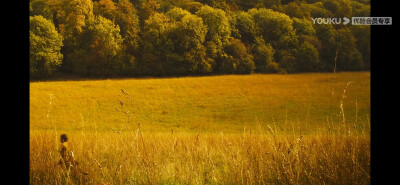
xmin=30 ymin=0 xmax=370 ymax=78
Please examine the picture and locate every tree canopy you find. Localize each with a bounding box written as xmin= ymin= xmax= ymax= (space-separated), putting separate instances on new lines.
xmin=30 ymin=15 xmax=63 ymax=76
xmin=30 ymin=0 xmax=370 ymax=78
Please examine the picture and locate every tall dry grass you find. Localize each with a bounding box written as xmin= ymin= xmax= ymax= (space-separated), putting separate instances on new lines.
xmin=30 ymin=121 xmax=370 ymax=184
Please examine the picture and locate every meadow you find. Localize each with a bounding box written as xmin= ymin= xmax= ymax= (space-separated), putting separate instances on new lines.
xmin=30 ymin=72 xmax=370 ymax=184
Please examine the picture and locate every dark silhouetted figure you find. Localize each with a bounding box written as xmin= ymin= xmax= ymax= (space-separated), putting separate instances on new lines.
xmin=58 ymin=134 xmax=77 ymax=169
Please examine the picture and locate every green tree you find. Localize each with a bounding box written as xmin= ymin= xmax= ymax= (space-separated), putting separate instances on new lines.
xmin=30 ymin=0 xmax=53 ymax=20
xmin=49 ymin=0 xmax=94 ymax=44
xmin=166 ymin=7 xmax=193 ymax=21
xmin=279 ymin=49 xmax=295 ymax=73
xmin=93 ymin=0 xmax=141 ymax=74
xmin=168 ymin=8 xmax=211 ymax=74
xmin=170 ymin=10 xmax=207 ymax=53
xmin=30 ymin=15 xmax=63 ymax=76
xmin=335 ymin=0 xmax=353 ymax=18
xmin=280 ymin=2 xmax=310 ymax=18
xmin=292 ymin=17 xmax=316 ymax=36
xmin=200 ymin=0 xmax=239 ymax=12
xmin=115 ymin=0 xmax=141 ymax=74
xmin=351 ymin=1 xmax=371 ymax=17
xmin=335 ymin=28 xmax=363 ymax=71
xmin=281 ymin=0 xmax=296 ymax=4
xmin=167 ymin=0 xmax=205 ymax=13
xmin=232 ymin=11 xmax=256 ymax=44
xmin=302 ymin=2 xmax=333 ymax=18
xmin=252 ymin=37 xmax=277 ymax=73
xmin=93 ymin=0 xmax=116 ymax=20
xmin=264 ymin=0 xmax=282 ymax=9
xmin=292 ymin=17 xmax=321 ymax=70
xmin=196 ymin=5 xmax=231 ymax=47
xmin=249 ymin=8 xmax=298 ymax=67
xmin=314 ymin=23 xmax=336 ymax=71
xmin=138 ymin=0 xmax=160 ymax=26
xmin=323 ymin=0 xmax=339 ymax=13
xmin=47 ymin=0 xmax=95 ymax=72
xmin=69 ymin=16 xmax=125 ymax=76
xmin=140 ymin=8 xmax=211 ymax=76
xmin=196 ymin=5 xmax=232 ymax=72
xmin=351 ymin=25 xmax=370 ymax=70
xmin=220 ymin=38 xmax=255 ymax=74
xmin=140 ymin=12 xmax=177 ymax=76
xmin=249 ymin=8 xmax=298 ymax=49
xmin=295 ymin=41 xmax=319 ymax=72
xmin=235 ymin=0 xmax=262 ymax=11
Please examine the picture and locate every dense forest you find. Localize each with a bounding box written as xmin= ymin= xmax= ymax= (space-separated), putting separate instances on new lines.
xmin=30 ymin=0 xmax=370 ymax=78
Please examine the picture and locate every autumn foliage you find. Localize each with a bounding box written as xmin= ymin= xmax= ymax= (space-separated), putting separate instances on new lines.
xmin=30 ymin=0 xmax=370 ymax=78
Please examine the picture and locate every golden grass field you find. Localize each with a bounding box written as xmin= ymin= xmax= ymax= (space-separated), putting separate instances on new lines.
xmin=30 ymin=72 xmax=370 ymax=184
